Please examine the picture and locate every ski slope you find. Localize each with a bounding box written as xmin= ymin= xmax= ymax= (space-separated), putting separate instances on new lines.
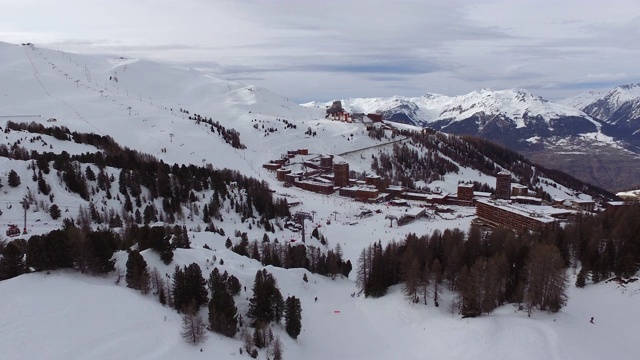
xmin=0 ymin=41 xmax=637 ymax=360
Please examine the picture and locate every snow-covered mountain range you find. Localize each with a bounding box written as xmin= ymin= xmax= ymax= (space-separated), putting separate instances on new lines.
xmin=306 ymin=89 xmax=609 ymax=150
xmin=0 ymin=41 xmax=638 ymax=360
xmin=306 ymin=87 xmax=640 ymax=191
xmin=563 ymin=83 xmax=640 ymax=148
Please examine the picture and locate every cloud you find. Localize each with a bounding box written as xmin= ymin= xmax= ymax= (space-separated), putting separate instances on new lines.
xmin=2 ymin=0 xmax=640 ymax=101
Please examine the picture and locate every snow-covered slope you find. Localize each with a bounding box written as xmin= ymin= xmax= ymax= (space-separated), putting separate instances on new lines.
xmin=306 ymin=89 xmax=640 ymax=191
xmin=0 ymin=42 xmax=636 ymax=360
xmin=563 ymin=84 xmax=640 ymax=147
xmin=2 ymin=248 xmax=640 ymax=360
xmin=308 ymin=89 xmax=602 ymax=142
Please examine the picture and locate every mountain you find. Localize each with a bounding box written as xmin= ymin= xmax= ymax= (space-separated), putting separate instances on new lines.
xmin=563 ymin=83 xmax=640 ymax=149
xmin=0 ymin=42 xmax=638 ymax=360
xmin=309 ymin=89 xmax=604 ymax=150
xmin=308 ymin=89 xmax=640 ymax=191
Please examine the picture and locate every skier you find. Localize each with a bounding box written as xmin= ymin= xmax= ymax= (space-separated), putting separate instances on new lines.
xmin=590 ymin=317 xmax=594 ymax=324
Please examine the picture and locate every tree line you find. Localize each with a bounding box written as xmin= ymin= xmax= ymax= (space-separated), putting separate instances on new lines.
xmin=229 ymin=230 xmax=352 ymax=279
xmin=357 ymin=226 xmax=566 ymax=317
xmin=0 ymin=222 xmax=301 ymax=357
xmin=356 ymin=203 xmax=640 ymax=317
xmin=0 ymin=123 xmax=290 ymax=228
xmin=370 ymin=127 xmax=615 ymax=201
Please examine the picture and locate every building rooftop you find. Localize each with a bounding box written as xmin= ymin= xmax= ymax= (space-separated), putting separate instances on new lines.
xmin=512 ymin=196 xmax=542 ymax=202
xmin=572 ymin=199 xmax=595 ymax=204
xmin=405 ymin=207 xmax=426 ymax=217
xmin=477 ymin=198 xmax=573 ymax=224
xmin=342 ymin=185 xmax=378 ymax=193
xmin=404 ymin=192 xmax=448 ymax=200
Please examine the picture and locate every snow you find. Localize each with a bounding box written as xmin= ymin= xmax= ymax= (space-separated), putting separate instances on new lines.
xmin=562 ymin=83 xmax=640 ymax=122
xmin=1 ymin=264 xmax=639 ymax=360
xmin=563 ymin=83 xmax=640 ymax=109
xmin=309 ymin=88 xmax=599 ymax=129
xmin=0 ymin=41 xmax=635 ymax=360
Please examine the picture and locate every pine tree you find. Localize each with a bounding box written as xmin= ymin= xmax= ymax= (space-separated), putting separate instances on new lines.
xmin=84 ymin=230 xmax=117 ymax=274
xmin=284 ymin=296 xmax=302 ymax=339
xmin=247 ymin=269 xmax=284 ymax=326
xmin=208 ymin=284 xmax=239 ymax=337
xmin=525 ymin=244 xmax=568 ymax=314
xmin=431 ymin=258 xmax=443 ymax=307
xmin=253 ymin=325 xmax=265 ymax=348
xmin=37 ymin=170 xmax=50 ymax=195
xmin=575 ymin=267 xmax=587 ymax=288
xmin=85 ymin=166 xmax=96 ymax=182
xmin=401 ymin=255 xmax=420 ymax=302
xmin=272 ymin=335 xmax=284 ymax=360
xmin=207 ymin=267 xmax=239 ymax=337
xmin=8 ymin=169 xmax=20 ymax=187
xmin=0 ymin=241 xmax=25 ymax=280
xmin=26 ymin=230 xmax=73 ymax=271
xmin=173 ymin=263 xmax=208 ymax=312
xmin=202 ymin=204 xmax=210 ymax=223
xmin=125 ymin=250 xmax=151 ymax=294
xmin=49 ymin=204 xmax=62 ymax=220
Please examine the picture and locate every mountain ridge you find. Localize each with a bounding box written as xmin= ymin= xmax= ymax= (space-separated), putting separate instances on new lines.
xmin=306 ymin=88 xmax=640 ymax=191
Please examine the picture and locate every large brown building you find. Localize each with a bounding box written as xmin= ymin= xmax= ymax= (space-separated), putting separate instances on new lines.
xmin=320 ymin=155 xmax=334 ymax=168
xmin=495 ymin=171 xmax=512 ymax=200
xmin=476 ymin=199 xmax=571 ymax=232
xmin=457 ymin=183 xmax=474 ymax=202
xmin=334 ymin=162 xmax=349 ymax=187
xmin=276 ymin=168 xmax=291 ymax=181
xmin=339 ymin=186 xmax=379 ymax=200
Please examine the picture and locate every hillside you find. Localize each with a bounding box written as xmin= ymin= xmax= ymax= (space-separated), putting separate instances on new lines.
xmin=306 ymin=90 xmax=640 ymax=191
xmin=0 ymin=42 xmax=638 ymax=360
xmin=306 ymin=89 xmax=604 ymax=149
xmin=563 ymin=83 xmax=640 ymax=149
xmin=2 ymin=249 xmax=639 ymax=360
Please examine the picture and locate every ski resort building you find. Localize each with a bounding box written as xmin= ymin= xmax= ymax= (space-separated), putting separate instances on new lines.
xmin=397 ymin=206 xmax=427 ymax=226
xmin=333 ymin=162 xmax=350 ymax=187
xmin=476 ymin=198 xmax=573 ymax=232
xmin=457 ymin=183 xmax=474 ymax=202
xmin=339 ymin=185 xmax=379 ymax=200
xmin=511 ymin=184 xmax=529 ymax=197
xmin=495 ymin=170 xmax=512 ymax=200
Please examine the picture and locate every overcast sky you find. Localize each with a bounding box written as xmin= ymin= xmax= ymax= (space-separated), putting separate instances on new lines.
xmin=2 ymin=0 xmax=640 ymax=102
